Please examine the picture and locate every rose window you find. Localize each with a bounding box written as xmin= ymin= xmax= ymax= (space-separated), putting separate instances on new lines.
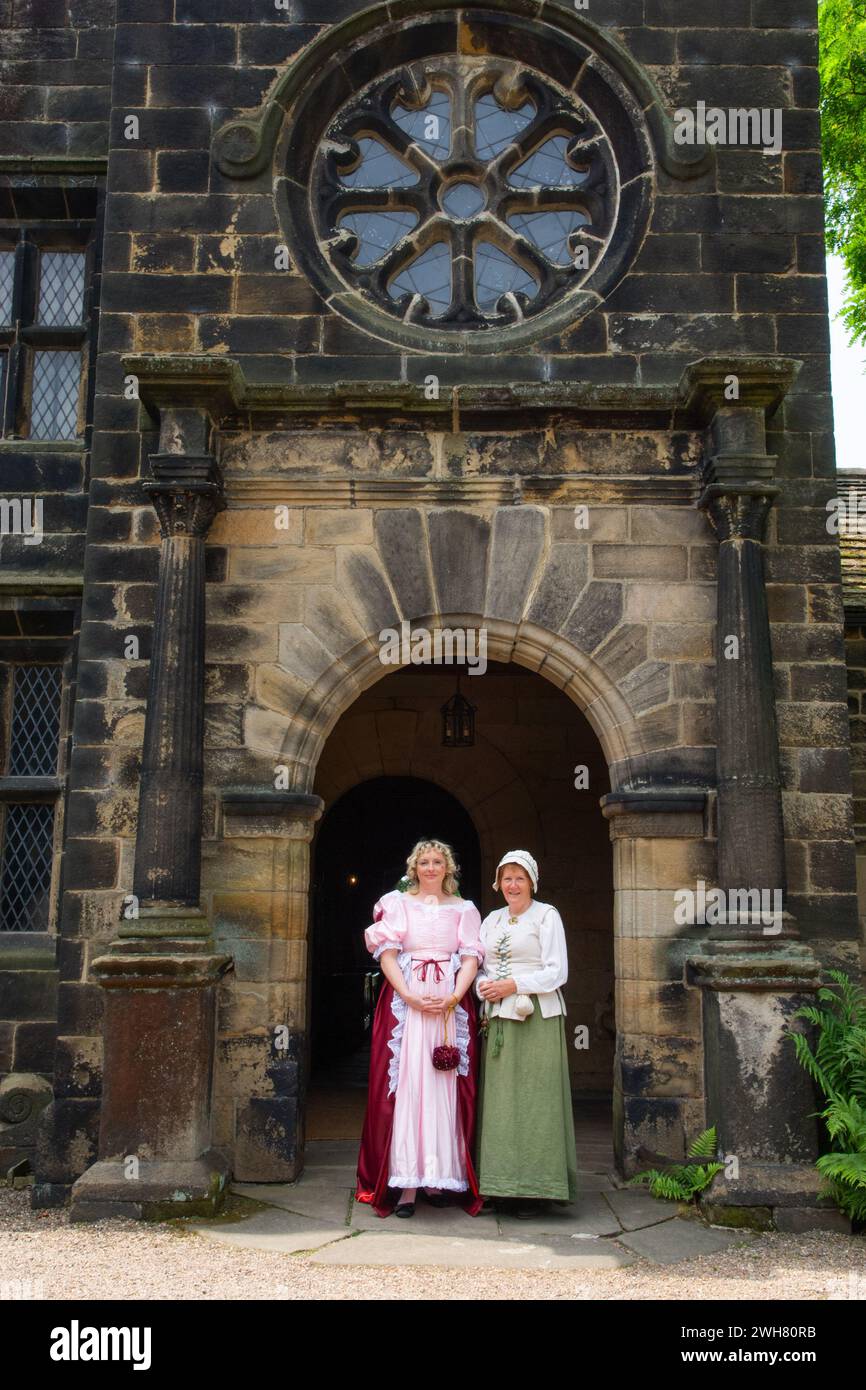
xmin=314 ymin=58 xmax=616 ymax=332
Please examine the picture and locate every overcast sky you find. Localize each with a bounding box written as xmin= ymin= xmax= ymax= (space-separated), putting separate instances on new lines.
xmin=828 ymin=252 xmax=866 ymax=471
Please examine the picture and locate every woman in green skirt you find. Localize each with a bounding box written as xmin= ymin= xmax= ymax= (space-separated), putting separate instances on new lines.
xmin=475 ymin=850 xmax=578 ymax=1216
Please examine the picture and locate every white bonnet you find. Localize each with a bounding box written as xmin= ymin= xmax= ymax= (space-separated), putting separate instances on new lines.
xmin=492 ymin=850 xmax=538 ymax=892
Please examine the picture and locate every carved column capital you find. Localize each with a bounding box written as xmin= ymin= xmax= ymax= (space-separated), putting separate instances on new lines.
xmin=143 ymin=453 xmax=226 ymax=539
xmin=700 ymin=481 xmax=779 ymax=543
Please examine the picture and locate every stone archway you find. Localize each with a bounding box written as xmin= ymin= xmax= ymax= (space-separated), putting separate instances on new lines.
xmin=215 ymin=621 xmax=709 ymax=1184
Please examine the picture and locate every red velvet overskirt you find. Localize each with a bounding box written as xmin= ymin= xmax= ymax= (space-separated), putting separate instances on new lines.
xmin=355 ymin=978 xmax=482 ymax=1217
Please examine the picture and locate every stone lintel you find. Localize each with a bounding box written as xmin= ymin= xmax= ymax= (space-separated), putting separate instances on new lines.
xmin=600 ymin=788 xmax=707 ymax=839
xmin=70 ymin=1152 xmax=229 ymax=1222
xmin=222 ymin=788 xmax=324 ymax=840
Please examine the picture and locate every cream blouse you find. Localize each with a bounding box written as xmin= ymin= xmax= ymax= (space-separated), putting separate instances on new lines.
xmin=475 ymin=898 xmax=568 ymax=1020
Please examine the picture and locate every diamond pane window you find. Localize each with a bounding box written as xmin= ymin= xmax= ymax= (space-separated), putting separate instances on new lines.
xmin=316 ymin=56 xmax=613 ymax=330
xmin=0 ymin=251 xmax=14 ymax=323
xmin=0 ymin=803 xmax=55 ymax=931
xmin=8 ymin=665 xmax=62 ymax=776
xmin=30 ymin=350 xmax=81 ymax=440
xmin=37 ymin=250 xmax=86 ymax=326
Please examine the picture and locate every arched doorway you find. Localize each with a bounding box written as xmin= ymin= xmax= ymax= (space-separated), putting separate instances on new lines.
xmin=307 ymin=775 xmax=482 ymax=1138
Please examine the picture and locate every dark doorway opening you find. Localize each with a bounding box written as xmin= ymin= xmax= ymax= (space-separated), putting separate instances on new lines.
xmin=307 ymin=775 xmax=481 ymax=1139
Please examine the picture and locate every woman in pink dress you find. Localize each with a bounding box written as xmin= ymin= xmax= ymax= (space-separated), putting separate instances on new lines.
xmin=355 ymin=839 xmax=484 ymax=1217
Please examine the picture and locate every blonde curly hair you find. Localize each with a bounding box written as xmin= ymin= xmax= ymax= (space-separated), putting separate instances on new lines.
xmin=404 ymin=839 xmax=460 ymax=897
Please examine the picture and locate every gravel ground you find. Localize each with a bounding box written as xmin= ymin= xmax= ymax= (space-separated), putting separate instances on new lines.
xmin=1 ymin=1187 xmax=864 ymax=1301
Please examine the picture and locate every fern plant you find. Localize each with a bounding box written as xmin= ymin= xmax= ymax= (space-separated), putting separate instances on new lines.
xmin=627 ymin=1126 xmax=725 ymax=1202
xmin=789 ymin=969 xmax=866 ymax=1223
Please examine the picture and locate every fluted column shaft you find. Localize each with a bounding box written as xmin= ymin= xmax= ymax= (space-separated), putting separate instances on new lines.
xmin=133 ymin=453 xmax=225 ymax=908
xmin=704 ymin=482 xmax=786 ymax=901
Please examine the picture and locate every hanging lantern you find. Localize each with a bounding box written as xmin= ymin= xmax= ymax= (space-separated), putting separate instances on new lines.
xmin=441 ymin=674 xmax=476 ymax=747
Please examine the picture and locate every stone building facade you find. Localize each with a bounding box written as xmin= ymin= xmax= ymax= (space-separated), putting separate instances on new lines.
xmin=0 ymin=0 xmax=861 ymax=1229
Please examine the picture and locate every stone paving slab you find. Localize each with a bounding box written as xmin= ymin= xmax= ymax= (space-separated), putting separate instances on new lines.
xmin=189 ymin=1207 xmax=352 ymax=1256
xmin=231 ymin=1183 xmax=352 ymax=1224
xmin=496 ymin=1193 xmax=622 ymax=1239
xmin=602 ymin=1189 xmax=680 ymax=1231
xmin=350 ymin=1200 xmax=500 ymax=1238
xmin=309 ymin=1231 xmax=638 ymax=1270
xmin=617 ymin=1218 xmax=756 ymax=1264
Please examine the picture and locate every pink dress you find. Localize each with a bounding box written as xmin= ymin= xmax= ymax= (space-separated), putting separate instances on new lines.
xmin=364 ymin=890 xmax=483 ymax=1192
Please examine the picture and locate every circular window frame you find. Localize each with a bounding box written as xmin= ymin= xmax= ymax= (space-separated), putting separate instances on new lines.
xmin=312 ymin=54 xmax=618 ymax=339
xmin=215 ymin=2 xmax=712 ymax=358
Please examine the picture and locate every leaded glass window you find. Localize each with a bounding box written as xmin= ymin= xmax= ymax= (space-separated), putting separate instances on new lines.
xmin=0 ymin=251 xmax=14 ymax=324
xmin=37 ymin=250 xmax=86 ymax=326
xmin=0 ymin=803 xmax=55 ymax=931
xmin=314 ymin=57 xmax=614 ymax=332
xmin=0 ymin=233 xmax=91 ymax=440
xmin=30 ymin=351 xmax=81 ymax=441
xmin=8 ymin=666 xmax=63 ymax=777
xmin=0 ymin=663 xmax=63 ymax=931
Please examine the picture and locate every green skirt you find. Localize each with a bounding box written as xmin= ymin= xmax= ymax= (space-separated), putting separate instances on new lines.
xmin=477 ymin=1005 xmax=579 ymax=1200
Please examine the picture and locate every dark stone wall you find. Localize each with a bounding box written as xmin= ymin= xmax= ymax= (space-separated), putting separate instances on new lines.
xmin=0 ymin=0 xmax=114 ymax=158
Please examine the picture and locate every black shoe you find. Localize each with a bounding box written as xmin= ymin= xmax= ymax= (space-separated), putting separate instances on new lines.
xmin=478 ymin=1197 xmax=497 ymax=1214
xmin=420 ymin=1188 xmax=450 ymax=1208
xmin=515 ymin=1199 xmax=549 ymax=1219
xmin=394 ymin=1201 xmax=415 ymax=1217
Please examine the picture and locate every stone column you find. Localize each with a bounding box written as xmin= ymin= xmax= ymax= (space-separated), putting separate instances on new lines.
xmin=70 ymin=409 xmax=233 ymax=1223
xmin=699 ymin=405 xmax=787 ymax=932
xmin=688 ymin=369 xmax=840 ymax=1231
xmin=132 ymin=442 xmax=224 ymax=910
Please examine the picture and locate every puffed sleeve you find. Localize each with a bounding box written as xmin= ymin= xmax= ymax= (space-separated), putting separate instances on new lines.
xmin=512 ymin=905 xmax=568 ymax=995
xmin=363 ymin=890 xmax=407 ymax=961
xmin=457 ymin=899 xmax=483 ymax=961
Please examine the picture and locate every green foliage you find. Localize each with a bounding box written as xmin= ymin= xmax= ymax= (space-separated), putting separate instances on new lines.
xmin=790 ymin=970 xmax=866 ymax=1222
xmin=627 ymin=1126 xmax=725 ymax=1202
xmin=819 ymin=0 xmax=866 ymax=344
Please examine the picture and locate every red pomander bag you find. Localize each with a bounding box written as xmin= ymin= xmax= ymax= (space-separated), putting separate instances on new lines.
xmin=432 ymin=1005 xmax=460 ymax=1071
